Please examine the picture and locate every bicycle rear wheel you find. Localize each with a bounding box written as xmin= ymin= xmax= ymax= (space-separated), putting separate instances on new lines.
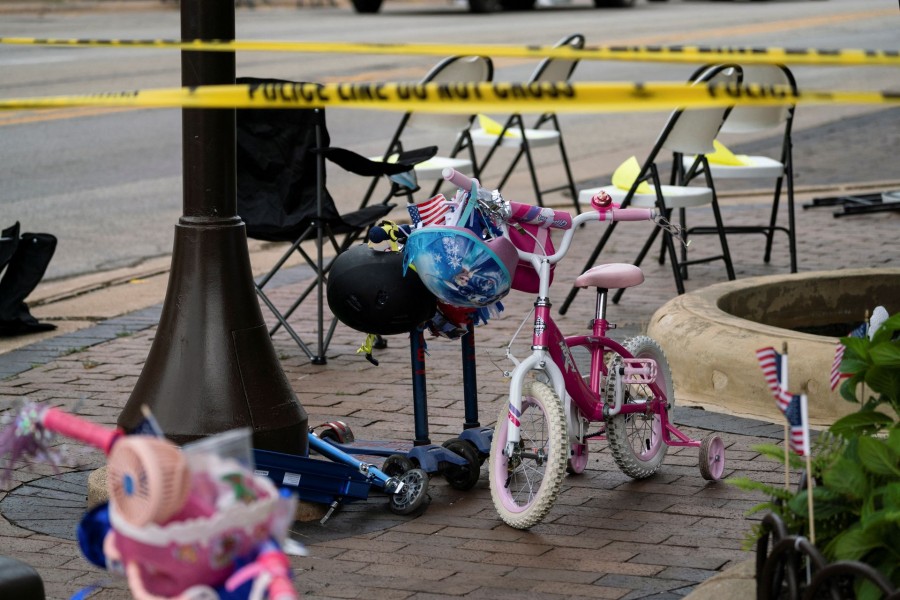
xmin=489 ymin=381 xmax=568 ymax=529
xmin=605 ymin=336 xmax=674 ymax=479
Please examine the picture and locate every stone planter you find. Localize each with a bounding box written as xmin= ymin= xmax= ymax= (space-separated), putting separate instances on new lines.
xmin=648 ymin=268 xmax=900 ymax=426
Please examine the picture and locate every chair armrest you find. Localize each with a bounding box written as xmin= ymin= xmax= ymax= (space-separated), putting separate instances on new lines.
xmin=318 ymin=146 xmax=437 ymax=177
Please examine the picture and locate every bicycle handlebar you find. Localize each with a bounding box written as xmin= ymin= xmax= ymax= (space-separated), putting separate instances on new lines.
xmin=42 ymin=406 xmax=123 ymax=455
xmin=442 ymin=167 xmax=473 ymax=190
xmin=441 ymin=167 xmax=655 ymax=226
xmin=597 ymin=207 xmax=656 ymax=222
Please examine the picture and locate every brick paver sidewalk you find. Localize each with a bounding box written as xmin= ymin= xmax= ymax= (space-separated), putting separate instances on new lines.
xmin=1 ymin=185 xmax=898 ymax=599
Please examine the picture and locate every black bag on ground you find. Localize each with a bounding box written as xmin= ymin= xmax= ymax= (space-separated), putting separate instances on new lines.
xmin=0 ymin=222 xmax=58 ymax=337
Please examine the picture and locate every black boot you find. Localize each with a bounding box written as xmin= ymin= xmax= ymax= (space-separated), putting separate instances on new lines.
xmin=0 ymin=229 xmax=58 ymax=337
xmin=0 ymin=222 xmax=20 ymax=271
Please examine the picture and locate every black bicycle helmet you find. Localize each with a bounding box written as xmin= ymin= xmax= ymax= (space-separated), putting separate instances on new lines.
xmin=327 ymin=244 xmax=436 ymax=335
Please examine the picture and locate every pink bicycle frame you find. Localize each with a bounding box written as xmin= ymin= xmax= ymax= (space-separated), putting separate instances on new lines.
xmin=503 ymin=228 xmax=699 ymax=453
xmin=438 ymin=167 xmax=699 ymax=452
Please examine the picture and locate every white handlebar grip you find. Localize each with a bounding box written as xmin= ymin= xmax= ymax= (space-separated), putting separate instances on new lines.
xmin=610 ymin=208 xmax=656 ymax=222
xmin=442 ymin=167 xmax=477 ymax=190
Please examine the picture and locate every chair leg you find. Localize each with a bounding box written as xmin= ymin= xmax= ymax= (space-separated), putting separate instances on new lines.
xmin=708 ymin=191 xmax=736 ymax=281
xmin=786 ymin=161 xmax=797 ymax=274
xmin=679 ymin=206 xmax=689 ymax=280
xmin=763 ymin=175 xmax=784 ymax=265
xmin=255 ymin=287 xmax=317 ymax=360
xmin=431 ymin=131 xmax=478 ymax=197
xmin=773 ymin=152 xmax=798 ymax=273
xmin=520 ymin=139 xmax=545 ymax=208
xmin=271 ymin=245 xmax=338 ymax=326
xmin=555 ymin=131 xmax=580 ymax=215
xmin=612 ymin=217 xmax=667 ymax=304
xmin=256 ymin=224 xmax=345 ymax=364
xmin=657 ymin=208 xmax=672 ymax=266
xmin=663 ymin=223 xmax=687 ymax=295
xmin=496 ymin=147 xmax=525 ymax=191
xmin=266 ymin=256 xmax=339 ymax=364
xmin=494 ymin=116 xmax=529 ymax=195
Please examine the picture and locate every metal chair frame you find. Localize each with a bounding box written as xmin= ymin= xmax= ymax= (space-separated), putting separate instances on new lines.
xmin=560 ymin=64 xmax=739 ymax=313
xmin=680 ymin=63 xmax=798 ymax=273
xmin=472 ymin=33 xmax=584 ymax=214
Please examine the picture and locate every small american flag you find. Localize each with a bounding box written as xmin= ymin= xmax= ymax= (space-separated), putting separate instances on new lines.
xmin=830 ymin=343 xmax=847 ymax=391
xmin=756 ymin=347 xmax=792 ymax=412
xmin=829 ymin=308 xmax=889 ymax=391
xmin=407 ymin=194 xmax=449 ymax=228
xmin=782 ymin=393 xmax=810 ymax=456
xmin=756 ymin=347 xmax=810 ymax=456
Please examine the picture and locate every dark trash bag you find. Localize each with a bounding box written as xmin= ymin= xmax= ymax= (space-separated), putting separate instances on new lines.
xmin=0 ymin=222 xmax=58 ymax=337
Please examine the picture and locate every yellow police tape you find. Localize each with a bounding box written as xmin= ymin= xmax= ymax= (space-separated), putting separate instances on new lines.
xmin=1 ymin=37 xmax=898 ymax=67
xmin=1 ymin=82 xmax=896 ymax=113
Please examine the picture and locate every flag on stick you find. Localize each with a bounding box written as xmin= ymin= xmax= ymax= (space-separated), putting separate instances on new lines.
xmin=407 ymin=194 xmax=449 ymax=228
xmin=782 ymin=393 xmax=810 ymax=456
xmin=829 ymin=307 xmax=890 ymax=391
xmin=756 ymin=347 xmax=811 ymax=456
xmin=830 ymin=343 xmax=847 ymax=391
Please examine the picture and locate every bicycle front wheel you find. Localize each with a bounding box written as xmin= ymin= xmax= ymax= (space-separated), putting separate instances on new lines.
xmin=489 ymin=381 xmax=568 ymax=529
xmin=606 ymin=336 xmax=674 ymax=479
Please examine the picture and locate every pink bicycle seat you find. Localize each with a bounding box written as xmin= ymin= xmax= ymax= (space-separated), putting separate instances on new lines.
xmin=574 ymin=263 xmax=644 ymax=290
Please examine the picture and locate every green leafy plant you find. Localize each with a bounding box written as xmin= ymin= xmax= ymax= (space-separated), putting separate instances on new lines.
xmin=732 ymin=313 xmax=900 ymax=599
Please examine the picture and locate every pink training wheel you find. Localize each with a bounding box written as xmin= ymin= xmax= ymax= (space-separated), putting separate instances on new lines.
xmin=699 ymin=435 xmax=726 ymax=481
xmin=567 ymin=442 xmax=588 ymax=475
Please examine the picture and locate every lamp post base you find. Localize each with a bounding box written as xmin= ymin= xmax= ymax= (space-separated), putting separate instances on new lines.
xmin=119 ymin=217 xmax=308 ymax=455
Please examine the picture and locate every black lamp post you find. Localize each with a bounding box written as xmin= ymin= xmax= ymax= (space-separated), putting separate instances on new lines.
xmin=118 ymin=0 xmax=308 ymax=455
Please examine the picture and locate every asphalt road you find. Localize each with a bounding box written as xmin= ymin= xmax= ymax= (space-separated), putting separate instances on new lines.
xmin=1 ymin=0 xmax=898 ymax=281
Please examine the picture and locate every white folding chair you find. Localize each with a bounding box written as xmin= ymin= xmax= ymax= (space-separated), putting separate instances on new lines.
xmin=560 ymin=65 xmax=740 ymax=311
xmin=469 ymin=33 xmax=584 ymax=214
xmin=682 ymin=64 xmax=798 ymax=273
xmin=360 ymin=55 xmax=493 ymax=207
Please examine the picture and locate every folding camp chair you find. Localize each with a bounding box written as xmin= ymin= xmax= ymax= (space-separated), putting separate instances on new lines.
xmin=560 ymin=65 xmax=740 ymax=313
xmin=360 ymin=55 xmax=494 ymax=208
xmin=680 ymin=64 xmax=798 ymax=273
xmin=237 ymin=78 xmax=431 ymax=364
xmin=469 ymin=33 xmax=584 ymax=214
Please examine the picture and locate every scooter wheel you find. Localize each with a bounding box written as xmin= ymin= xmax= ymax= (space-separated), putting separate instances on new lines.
xmin=382 ymin=454 xmax=415 ymax=477
xmin=318 ymin=421 xmax=354 ymax=444
xmin=442 ymin=438 xmax=481 ymax=491
xmin=389 ymin=468 xmax=430 ymax=515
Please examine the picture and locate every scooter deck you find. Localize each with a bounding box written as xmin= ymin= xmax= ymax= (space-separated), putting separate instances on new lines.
xmin=253 ymin=449 xmax=373 ymax=505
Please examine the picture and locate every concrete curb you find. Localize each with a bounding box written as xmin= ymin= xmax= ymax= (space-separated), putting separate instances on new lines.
xmin=684 ymin=559 xmax=755 ymax=600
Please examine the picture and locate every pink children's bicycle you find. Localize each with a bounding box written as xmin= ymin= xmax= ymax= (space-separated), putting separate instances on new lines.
xmin=441 ymin=168 xmax=726 ymax=530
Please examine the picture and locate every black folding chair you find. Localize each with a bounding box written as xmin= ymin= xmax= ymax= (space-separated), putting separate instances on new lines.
xmin=237 ymin=78 xmax=434 ymax=364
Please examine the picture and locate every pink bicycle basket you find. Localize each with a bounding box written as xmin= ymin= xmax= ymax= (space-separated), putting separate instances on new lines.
xmin=507 ymin=222 xmax=555 ymax=293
